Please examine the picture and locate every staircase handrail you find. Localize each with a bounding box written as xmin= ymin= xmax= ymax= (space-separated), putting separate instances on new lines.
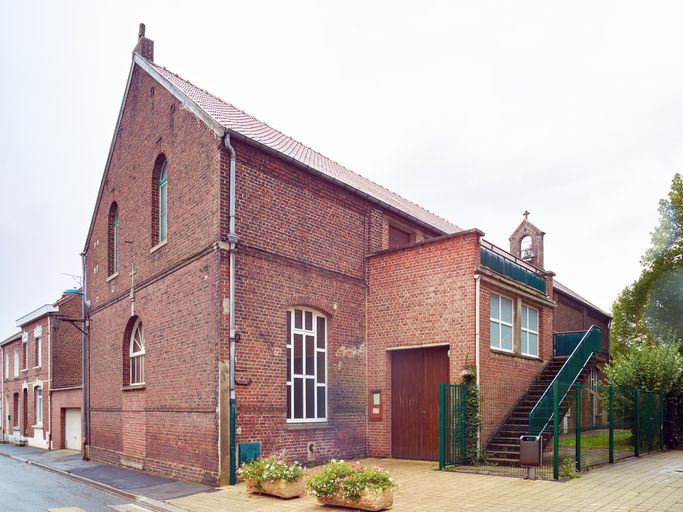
xmin=528 ymin=325 xmax=603 ymax=436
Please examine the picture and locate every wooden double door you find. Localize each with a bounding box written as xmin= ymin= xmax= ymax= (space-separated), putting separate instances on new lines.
xmin=391 ymin=346 xmax=449 ymax=460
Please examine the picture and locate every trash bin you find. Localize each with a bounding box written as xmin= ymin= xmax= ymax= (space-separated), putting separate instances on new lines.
xmin=519 ymin=435 xmax=542 ymax=467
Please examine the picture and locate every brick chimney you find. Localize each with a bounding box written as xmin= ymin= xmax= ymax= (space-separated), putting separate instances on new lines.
xmin=133 ymin=23 xmax=154 ymax=62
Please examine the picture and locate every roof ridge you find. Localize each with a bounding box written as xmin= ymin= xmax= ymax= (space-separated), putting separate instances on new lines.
xmin=148 ymin=59 xmax=461 ymax=233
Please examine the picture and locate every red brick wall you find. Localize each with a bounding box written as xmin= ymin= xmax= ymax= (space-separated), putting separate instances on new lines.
xmin=366 ymin=231 xmax=481 ymax=457
xmin=555 ymin=291 xmax=611 ymax=358
xmin=50 ymin=388 xmax=81 ymax=450
xmin=52 ymin=295 xmax=83 ymax=389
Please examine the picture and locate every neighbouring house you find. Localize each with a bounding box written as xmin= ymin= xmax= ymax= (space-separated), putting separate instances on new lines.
xmin=80 ymin=26 xmax=610 ymax=485
xmin=0 ymin=292 xmax=83 ymax=450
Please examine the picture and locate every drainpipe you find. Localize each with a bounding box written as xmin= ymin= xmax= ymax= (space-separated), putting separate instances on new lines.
xmin=1 ymin=346 xmax=4 ymax=440
xmin=80 ymin=251 xmax=88 ymax=459
xmin=223 ymin=132 xmax=239 ymax=485
xmin=474 ymin=274 xmax=481 ymax=453
xmin=47 ymin=315 xmax=52 ymax=449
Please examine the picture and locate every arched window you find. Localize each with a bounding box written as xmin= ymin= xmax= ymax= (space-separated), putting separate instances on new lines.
xmin=129 ymin=319 xmax=145 ymax=385
xmin=151 ymin=154 xmax=168 ymax=247
xmin=286 ymin=308 xmax=327 ymax=422
xmin=520 ymin=235 xmax=533 ymax=260
xmin=108 ymin=203 xmax=119 ymax=276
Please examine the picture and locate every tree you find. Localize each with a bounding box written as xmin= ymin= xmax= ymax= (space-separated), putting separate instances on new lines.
xmin=611 ymin=173 xmax=683 ymax=355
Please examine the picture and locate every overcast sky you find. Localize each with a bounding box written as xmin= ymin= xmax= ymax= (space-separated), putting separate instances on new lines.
xmin=1 ymin=1 xmax=681 ymax=335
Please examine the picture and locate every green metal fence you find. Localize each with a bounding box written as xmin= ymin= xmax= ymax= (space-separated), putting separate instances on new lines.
xmin=440 ymin=382 xmax=664 ymax=480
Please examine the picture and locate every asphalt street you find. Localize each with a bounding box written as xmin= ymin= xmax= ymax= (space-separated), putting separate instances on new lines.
xmin=0 ymin=455 xmax=145 ymax=512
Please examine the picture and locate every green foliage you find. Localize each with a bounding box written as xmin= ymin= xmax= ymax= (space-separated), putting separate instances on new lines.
xmin=559 ymin=457 xmax=580 ymax=479
xmin=237 ymin=455 xmax=305 ymax=490
xmin=604 ymin=343 xmax=683 ymax=393
xmin=306 ymin=460 xmax=397 ymax=501
xmin=463 ymin=374 xmax=483 ymax=464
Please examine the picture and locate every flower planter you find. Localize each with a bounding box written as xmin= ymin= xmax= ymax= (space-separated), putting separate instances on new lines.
xmin=246 ymin=478 xmax=306 ymax=499
xmin=318 ymin=488 xmax=394 ymax=511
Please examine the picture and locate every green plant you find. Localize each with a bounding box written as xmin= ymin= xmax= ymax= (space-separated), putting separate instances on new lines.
xmin=307 ymin=460 xmax=397 ymax=502
xmin=559 ymin=457 xmax=580 ymax=479
xmin=237 ymin=455 xmax=305 ymax=491
xmin=462 ymin=366 xmax=483 ymax=464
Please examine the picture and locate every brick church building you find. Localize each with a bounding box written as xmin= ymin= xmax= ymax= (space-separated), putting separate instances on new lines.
xmin=80 ymin=27 xmax=610 ymax=485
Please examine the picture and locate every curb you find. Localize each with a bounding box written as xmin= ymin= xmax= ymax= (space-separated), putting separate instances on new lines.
xmin=0 ymin=449 xmax=186 ymax=512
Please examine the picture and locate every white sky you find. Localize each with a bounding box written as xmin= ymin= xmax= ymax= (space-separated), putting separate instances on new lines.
xmin=1 ymin=1 xmax=682 ymax=335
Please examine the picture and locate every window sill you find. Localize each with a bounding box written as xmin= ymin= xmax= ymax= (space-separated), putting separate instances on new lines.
xmin=20 ymin=369 xmax=28 ymax=373
xmin=32 ymin=366 xmax=41 ymax=370
xmin=286 ymin=421 xmax=331 ymax=431
xmin=490 ymin=348 xmax=542 ymax=362
xmin=150 ymin=240 xmax=167 ymax=254
xmin=32 ymin=424 xmax=43 ymax=429
xmin=121 ymin=384 xmax=146 ymax=391
xmin=106 ymin=272 xmax=119 ymax=283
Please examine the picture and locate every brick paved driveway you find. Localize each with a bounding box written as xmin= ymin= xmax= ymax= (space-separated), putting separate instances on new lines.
xmin=171 ymin=450 xmax=683 ymax=512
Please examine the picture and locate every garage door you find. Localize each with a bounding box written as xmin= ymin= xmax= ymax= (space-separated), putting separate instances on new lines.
xmin=64 ymin=408 xmax=81 ymax=451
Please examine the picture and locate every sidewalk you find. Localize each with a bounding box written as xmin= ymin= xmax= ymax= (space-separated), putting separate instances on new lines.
xmin=0 ymin=443 xmax=212 ymax=511
xmin=170 ymin=451 xmax=683 ymax=512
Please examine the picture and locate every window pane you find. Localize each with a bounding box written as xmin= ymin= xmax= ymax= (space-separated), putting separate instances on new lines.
xmin=293 ymin=334 xmax=303 ymax=374
xmin=501 ymin=325 xmax=513 ymax=351
xmin=305 ymin=336 xmax=314 ymax=376
xmin=529 ymin=309 xmax=538 ymax=331
xmin=316 ymin=352 xmax=325 ymax=384
xmin=316 ymin=317 xmax=326 ymax=348
xmin=501 ymin=297 xmax=513 ymax=323
xmin=529 ymin=333 xmax=538 ymax=356
xmin=490 ymin=295 xmax=499 ymax=319
xmin=305 ymin=379 xmax=315 ymax=418
xmin=317 ymin=387 xmax=326 ymax=418
xmin=287 ymin=384 xmax=291 ymax=419
xmin=293 ymin=378 xmax=303 ymax=418
xmin=287 ymin=347 xmax=291 ymax=380
xmin=305 ymin=311 xmax=313 ymax=331
xmin=287 ymin=311 xmax=291 ymax=340
xmin=521 ymin=331 xmax=528 ymax=354
xmin=294 ymin=310 xmax=302 ymax=329
xmin=490 ymin=321 xmax=500 ymax=348
xmin=521 ymin=306 xmax=528 ymax=328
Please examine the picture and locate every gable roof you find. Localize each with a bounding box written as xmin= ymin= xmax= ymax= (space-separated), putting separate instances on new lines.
xmin=84 ymin=53 xmax=460 ymax=250
xmin=554 ymin=280 xmax=612 ymax=319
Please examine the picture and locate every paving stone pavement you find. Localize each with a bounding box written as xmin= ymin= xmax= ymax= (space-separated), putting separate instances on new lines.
xmin=170 ymin=450 xmax=683 ymax=512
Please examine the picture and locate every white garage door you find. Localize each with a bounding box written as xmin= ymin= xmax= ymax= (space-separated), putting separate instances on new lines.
xmin=64 ymin=408 xmax=81 ymax=451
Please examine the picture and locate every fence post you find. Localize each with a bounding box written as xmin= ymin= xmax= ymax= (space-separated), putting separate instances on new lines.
xmin=458 ymin=385 xmax=466 ymax=464
xmin=647 ymin=391 xmax=654 ymax=453
xmin=553 ymin=380 xmax=559 ymax=480
xmin=608 ymin=386 xmax=614 ymax=464
xmin=659 ymin=391 xmax=664 ymax=451
xmin=634 ymin=388 xmax=640 ymax=457
xmin=575 ymin=382 xmax=581 ymax=472
xmin=439 ymin=384 xmax=446 ymax=469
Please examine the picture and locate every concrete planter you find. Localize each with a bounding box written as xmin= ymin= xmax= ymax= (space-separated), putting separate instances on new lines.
xmin=246 ymin=477 xmax=306 ymax=499
xmin=318 ymin=488 xmax=394 ymax=511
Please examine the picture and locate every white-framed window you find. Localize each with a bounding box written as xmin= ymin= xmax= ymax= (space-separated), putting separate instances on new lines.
xmin=22 ymin=339 xmax=28 ymax=370
xmin=521 ymin=304 xmax=539 ymax=357
xmin=286 ymin=308 xmax=327 ymax=422
xmin=14 ymin=350 xmax=19 ymax=377
xmin=159 ymin=160 xmax=168 ymax=243
xmin=490 ymin=293 xmax=514 ymax=352
xmin=4 ymin=352 xmax=8 ymax=379
xmin=34 ymin=386 xmax=43 ymax=426
xmin=129 ymin=319 xmax=145 ymax=385
xmin=34 ymin=336 xmax=42 ymax=368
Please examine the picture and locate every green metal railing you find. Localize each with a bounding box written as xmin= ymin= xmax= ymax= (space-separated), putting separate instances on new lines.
xmin=554 ymin=331 xmax=588 ymax=357
xmin=480 ymin=247 xmax=547 ymax=293
xmin=439 ymin=384 xmax=465 ymax=469
xmin=529 ymin=326 xmax=603 ymax=437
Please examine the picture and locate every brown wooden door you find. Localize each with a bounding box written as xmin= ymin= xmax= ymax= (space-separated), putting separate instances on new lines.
xmin=391 ymin=346 xmax=449 ymax=460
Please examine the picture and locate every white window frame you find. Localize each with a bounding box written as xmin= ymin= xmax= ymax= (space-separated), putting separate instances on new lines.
xmin=159 ymin=160 xmax=168 ymax=243
xmin=113 ymin=208 xmax=119 ymax=275
xmin=520 ymin=304 xmax=539 ymax=357
xmin=129 ymin=319 xmax=145 ymax=385
xmin=13 ymin=350 xmax=19 ymax=378
xmin=490 ymin=293 xmax=514 ymax=352
xmin=22 ymin=338 xmax=28 ymax=370
xmin=34 ymin=335 xmax=42 ymax=368
xmin=34 ymin=385 xmax=43 ymax=426
xmin=4 ymin=351 xmax=8 ymax=380
xmin=286 ymin=307 xmax=327 ymax=423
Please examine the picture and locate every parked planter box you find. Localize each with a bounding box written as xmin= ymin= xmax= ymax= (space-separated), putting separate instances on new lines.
xmin=317 ymin=488 xmax=394 ymax=511
xmin=246 ymin=478 xmax=306 ymax=499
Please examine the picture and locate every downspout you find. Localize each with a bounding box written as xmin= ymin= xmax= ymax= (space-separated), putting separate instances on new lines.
xmin=47 ymin=315 xmax=52 ymax=449
xmin=1 ymin=347 xmax=4 ymax=440
xmin=474 ymin=274 xmax=481 ymax=453
xmin=223 ymin=132 xmax=239 ymax=485
xmin=80 ymin=251 xmax=88 ymax=459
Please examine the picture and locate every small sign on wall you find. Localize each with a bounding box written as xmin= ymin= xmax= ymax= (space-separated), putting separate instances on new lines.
xmin=369 ymin=390 xmax=382 ymax=421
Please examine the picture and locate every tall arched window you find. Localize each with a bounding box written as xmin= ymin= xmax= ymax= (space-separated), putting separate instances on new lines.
xmin=520 ymin=235 xmax=533 ymax=260
xmin=286 ymin=308 xmax=327 ymax=422
xmin=108 ymin=202 xmax=119 ymax=276
xmin=151 ymin=154 xmax=168 ymax=247
xmin=129 ymin=319 xmax=145 ymax=385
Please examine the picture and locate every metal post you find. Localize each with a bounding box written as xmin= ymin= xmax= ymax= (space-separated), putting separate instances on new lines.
xmin=608 ymin=386 xmax=614 ymax=464
xmin=553 ymin=380 xmax=559 ymax=480
xmin=575 ymin=382 xmax=581 ymax=472
xmin=659 ymin=391 xmax=664 ymax=451
xmin=647 ymin=392 xmax=653 ymax=453
xmin=459 ymin=385 xmax=466 ymax=464
xmin=439 ymin=384 xmax=446 ymax=469
xmin=634 ymin=389 xmax=640 ymax=457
